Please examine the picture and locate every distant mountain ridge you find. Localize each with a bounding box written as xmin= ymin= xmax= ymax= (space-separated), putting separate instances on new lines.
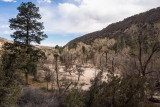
xmin=66 ymin=7 xmax=160 ymax=47
xmin=0 ymin=37 xmax=12 ymax=43
xmin=0 ymin=37 xmax=53 ymax=50
xmin=0 ymin=37 xmax=12 ymax=48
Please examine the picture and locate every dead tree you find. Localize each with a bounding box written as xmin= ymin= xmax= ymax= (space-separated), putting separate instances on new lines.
xmin=131 ymin=24 xmax=160 ymax=76
xmin=54 ymin=53 xmax=61 ymax=93
xmin=76 ymin=65 xmax=84 ymax=81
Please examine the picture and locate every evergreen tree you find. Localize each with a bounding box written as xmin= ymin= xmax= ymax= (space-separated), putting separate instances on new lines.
xmin=9 ymin=2 xmax=47 ymax=85
xmin=9 ymin=2 xmax=47 ymax=44
xmin=0 ymin=47 xmax=21 ymax=106
xmin=2 ymin=42 xmax=46 ymax=83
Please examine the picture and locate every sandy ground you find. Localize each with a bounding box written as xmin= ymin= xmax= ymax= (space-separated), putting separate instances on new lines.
xmin=79 ymin=68 xmax=97 ymax=90
xmin=51 ymin=66 xmax=100 ymax=90
xmin=58 ymin=67 xmax=98 ymax=90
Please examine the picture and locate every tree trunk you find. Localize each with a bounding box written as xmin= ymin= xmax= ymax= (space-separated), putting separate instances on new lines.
xmin=111 ymin=88 xmax=116 ymax=107
xmin=55 ymin=55 xmax=60 ymax=93
xmin=112 ymin=59 xmax=115 ymax=72
xmin=105 ymin=52 xmax=108 ymax=67
xmin=25 ymin=72 xmax=28 ymax=85
xmin=47 ymin=81 xmax=48 ymax=91
xmin=78 ymin=74 xmax=80 ymax=81
xmin=25 ymin=19 xmax=29 ymax=86
xmin=33 ymin=72 xmax=37 ymax=81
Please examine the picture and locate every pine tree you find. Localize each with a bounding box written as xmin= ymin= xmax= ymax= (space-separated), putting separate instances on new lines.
xmin=9 ymin=2 xmax=47 ymax=44
xmin=9 ymin=2 xmax=47 ymax=85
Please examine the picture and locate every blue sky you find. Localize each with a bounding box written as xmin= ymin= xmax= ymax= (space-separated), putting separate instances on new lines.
xmin=1 ymin=0 xmax=160 ymax=46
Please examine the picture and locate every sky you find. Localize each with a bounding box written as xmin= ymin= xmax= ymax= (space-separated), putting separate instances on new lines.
xmin=0 ymin=0 xmax=160 ymax=46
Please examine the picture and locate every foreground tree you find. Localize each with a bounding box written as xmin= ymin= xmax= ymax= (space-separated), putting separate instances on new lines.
xmin=85 ymin=70 xmax=147 ymax=107
xmin=0 ymin=47 xmax=21 ymax=106
xmin=9 ymin=2 xmax=47 ymax=44
xmin=9 ymin=2 xmax=47 ymax=85
xmin=2 ymin=42 xmax=46 ymax=83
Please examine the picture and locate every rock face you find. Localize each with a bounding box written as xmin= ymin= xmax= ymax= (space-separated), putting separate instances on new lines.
xmin=66 ymin=7 xmax=160 ymax=47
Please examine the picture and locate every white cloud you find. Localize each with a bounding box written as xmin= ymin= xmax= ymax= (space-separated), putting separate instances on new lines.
xmin=3 ymin=31 xmax=12 ymax=35
xmin=39 ymin=0 xmax=160 ymax=35
xmin=2 ymin=0 xmax=17 ymax=2
xmin=0 ymin=24 xmax=11 ymax=35
xmin=74 ymin=0 xmax=82 ymax=2
xmin=0 ymin=30 xmax=13 ymax=35
xmin=0 ymin=25 xmax=9 ymax=29
xmin=41 ymin=41 xmax=65 ymax=47
xmin=37 ymin=0 xmax=52 ymax=3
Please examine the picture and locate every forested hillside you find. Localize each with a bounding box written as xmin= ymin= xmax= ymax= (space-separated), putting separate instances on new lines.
xmin=66 ymin=7 xmax=160 ymax=47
